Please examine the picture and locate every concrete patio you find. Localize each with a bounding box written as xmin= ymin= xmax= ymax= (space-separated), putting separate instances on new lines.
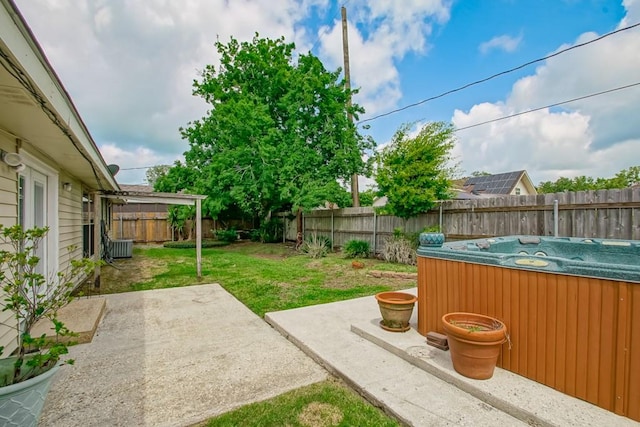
xmin=40 ymin=284 xmax=639 ymax=426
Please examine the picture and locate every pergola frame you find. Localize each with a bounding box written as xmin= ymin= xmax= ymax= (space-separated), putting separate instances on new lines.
xmin=101 ymin=191 xmax=207 ymax=278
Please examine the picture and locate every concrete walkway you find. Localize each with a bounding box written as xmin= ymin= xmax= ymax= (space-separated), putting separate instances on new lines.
xmin=39 ymin=284 xmax=327 ymax=427
xmin=266 ymin=289 xmax=639 ymax=427
xmin=39 ymin=285 xmax=638 ymax=426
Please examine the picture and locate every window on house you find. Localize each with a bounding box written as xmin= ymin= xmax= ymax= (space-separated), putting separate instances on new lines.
xmin=515 ymin=188 xmax=521 ymax=195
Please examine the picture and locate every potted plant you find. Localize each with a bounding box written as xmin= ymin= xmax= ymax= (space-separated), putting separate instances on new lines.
xmin=441 ymin=312 xmax=508 ymax=380
xmin=375 ymin=291 xmax=417 ymax=332
xmin=419 ymin=225 xmax=445 ymax=248
xmin=0 ymin=225 xmax=96 ymax=425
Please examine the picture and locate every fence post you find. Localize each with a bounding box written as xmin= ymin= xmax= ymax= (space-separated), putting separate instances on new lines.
xmin=331 ymin=210 xmax=334 ymax=250
xmin=554 ymin=199 xmax=559 ymax=237
xmin=373 ymin=210 xmax=377 ymax=255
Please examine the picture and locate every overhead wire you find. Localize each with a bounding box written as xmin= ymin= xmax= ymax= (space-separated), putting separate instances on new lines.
xmin=307 ymin=1 xmax=351 ymax=54
xmin=454 ymin=81 xmax=640 ymax=132
xmin=358 ymin=21 xmax=640 ymax=125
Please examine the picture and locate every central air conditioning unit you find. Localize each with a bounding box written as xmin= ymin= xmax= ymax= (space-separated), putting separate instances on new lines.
xmin=109 ymin=239 xmax=133 ymax=258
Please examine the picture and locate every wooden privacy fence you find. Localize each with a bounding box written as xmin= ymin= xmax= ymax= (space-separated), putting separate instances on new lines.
xmin=292 ymin=187 xmax=640 ymax=251
xmin=111 ymin=212 xmax=216 ymax=243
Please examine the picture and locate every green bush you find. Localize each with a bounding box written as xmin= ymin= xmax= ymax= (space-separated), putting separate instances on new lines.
xmin=249 ymin=229 xmax=261 ymax=242
xmin=163 ymin=240 xmax=229 ymax=249
xmin=258 ymin=219 xmax=283 ymax=243
xmin=343 ymin=239 xmax=370 ymax=258
xmin=300 ymin=233 xmax=330 ymax=259
xmin=216 ymin=228 xmax=238 ymax=243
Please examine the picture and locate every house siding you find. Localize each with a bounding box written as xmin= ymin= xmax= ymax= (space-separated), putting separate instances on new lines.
xmin=58 ymin=173 xmax=84 ymax=276
xmin=0 ymin=134 xmax=19 ymax=355
xmin=0 ymin=142 xmax=88 ymax=357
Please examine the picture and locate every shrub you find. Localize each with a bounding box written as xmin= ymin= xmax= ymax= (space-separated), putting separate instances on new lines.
xmin=216 ymin=228 xmax=238 ymax=243
xmin=249 ymin=229 xmax=261 ymax=242
xmin=163 ymin=240 xmax=229 ymax=249
xmin=258 ymin=219 xmax=283 ymax=243
xmin=343 ymin=240 xmax=370 ymax=258
xmin=382 ymin=235 xmax=416 ymax=265
xmin=300 ymin=233 xmax=330 ymax=259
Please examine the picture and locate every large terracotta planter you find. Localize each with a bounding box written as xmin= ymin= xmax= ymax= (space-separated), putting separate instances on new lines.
xmin=375 ymin=291 xmax=417 ymax=332
xmin=442 ymin=312 xmax=507 ymax=380
xmin=0 ymin=362 xmax=60 ymax=426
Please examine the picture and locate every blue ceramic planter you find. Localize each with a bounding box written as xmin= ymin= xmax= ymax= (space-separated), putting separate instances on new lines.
xmin=419 ymin=232 xmax=445 ymax=248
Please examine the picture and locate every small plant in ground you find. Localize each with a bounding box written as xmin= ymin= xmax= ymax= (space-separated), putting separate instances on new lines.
xmin=0 ymin=225 xmax=97 ymax=386
xmin=343 ymin=240 xmax=370 ymax=258
xmin=300 ymin=233 xmax=330 ymax=259
xmin=216 ymin=228 xmax=238 ymax=243
xmin=382 ymin=235 xmax=416 ymax=265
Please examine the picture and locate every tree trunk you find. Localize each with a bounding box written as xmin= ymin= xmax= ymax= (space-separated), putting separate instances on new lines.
xmin=295 ymin=208 xmax=303 ymax=249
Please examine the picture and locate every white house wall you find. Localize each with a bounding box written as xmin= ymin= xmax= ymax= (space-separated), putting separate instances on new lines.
xmin=58 ymin=171 xmax=83 ymax=272
xmin=0 ymin=135 xmax=87 ymax=357
xmin=0 ymin=132 xmax=18 ymax=354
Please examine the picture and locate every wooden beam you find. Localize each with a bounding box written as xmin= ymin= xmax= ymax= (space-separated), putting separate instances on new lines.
xmin=196 ymin=198 xmax=202 ymax=278
xmin=92 ymin=192 xmax=101 ymax=288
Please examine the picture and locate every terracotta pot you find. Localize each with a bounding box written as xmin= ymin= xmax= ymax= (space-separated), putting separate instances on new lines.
xmin=375 ymin=291 xmax=417 ymax=332
xmin=351 ymin=260 xmax=365 ymax=269
xmin=442 ymin=312 xmax=507 ymax=380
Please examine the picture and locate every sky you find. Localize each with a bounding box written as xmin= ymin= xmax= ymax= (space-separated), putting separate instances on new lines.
xmin=13 ymin=0 xmax=640 ymax=187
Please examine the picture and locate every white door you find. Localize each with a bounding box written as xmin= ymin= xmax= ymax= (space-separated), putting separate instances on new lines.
xmin=19 ymin=168 xmax=49 ymax=281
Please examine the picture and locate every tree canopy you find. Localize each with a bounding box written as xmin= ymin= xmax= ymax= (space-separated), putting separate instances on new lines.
xmin=537 ymin=166 xmax=640 ymax=193
xmin=145 ymin=165 xmax=171 ymax=186
xmin=375 ymin=122 xmax=457 ymax=219
xmin=156 ymin=35 xmax=374 ymax=222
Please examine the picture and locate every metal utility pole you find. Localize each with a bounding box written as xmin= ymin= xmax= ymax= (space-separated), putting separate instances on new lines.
xmin=341 ymin=6 xmax=360 ymax=207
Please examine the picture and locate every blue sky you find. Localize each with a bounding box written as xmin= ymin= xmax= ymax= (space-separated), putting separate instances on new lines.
xmin=14 ymin=0 xmax=640 ymax=186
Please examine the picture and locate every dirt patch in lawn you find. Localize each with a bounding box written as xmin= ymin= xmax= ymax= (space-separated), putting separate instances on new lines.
xmin=298 ymin=402 xmax=344 ymax=427
xmin=323 ymin=264 xmax=416 ymax=290
xmin=77 ymin=257 xmax=168 ymax=295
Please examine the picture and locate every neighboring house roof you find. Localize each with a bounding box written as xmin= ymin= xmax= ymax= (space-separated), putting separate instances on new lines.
xmin=463 ymin=170 xmax=537 ymax=195
xmin=120 ymin=184 xmax=154 ymax=193
xmin=0 ymin=0 xmax=118 ymax=192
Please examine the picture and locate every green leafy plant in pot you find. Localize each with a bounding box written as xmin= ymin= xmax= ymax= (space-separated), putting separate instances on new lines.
xmin=0 ymin=225 xmax=96 ymax=425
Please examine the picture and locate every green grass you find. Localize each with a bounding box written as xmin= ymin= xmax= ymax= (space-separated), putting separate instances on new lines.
xmin=97 ymin=243 xmax=413 ymax=426
xmin=203 ymin=379 xmax=399 ymax=427
xmin=103 ymin=242 xmax=416 ymax=317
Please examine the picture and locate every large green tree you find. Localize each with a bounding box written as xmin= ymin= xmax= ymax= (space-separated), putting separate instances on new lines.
xmin=537 ymin=166 xmax=640 ymax=193
xmin=163 ymin=35 xmax=373 ymax=225
xmin=375 ymin=122 xmax=457 ymax=219
xmin=145 ymin=165 xmax=171 ymax=186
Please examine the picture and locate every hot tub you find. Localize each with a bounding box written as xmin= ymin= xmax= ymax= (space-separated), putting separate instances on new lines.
xmin=417 ymin=235 xmax=640 ymax=421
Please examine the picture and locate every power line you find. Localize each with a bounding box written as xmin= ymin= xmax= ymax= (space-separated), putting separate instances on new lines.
xmin=120 ymin=166 xmax=155 ymax=171
xmin=307 ymin=2 xmax=351 ymax=54
xmin=358 ymin=21 xmax=640 ymax=125
xmin=455 ymin=81 xmax=640 ymax=132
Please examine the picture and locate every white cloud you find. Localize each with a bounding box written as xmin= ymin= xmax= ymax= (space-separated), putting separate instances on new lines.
xmin=13 ymin=0 xmax=450 ymax=184
xmin=479 ymin=34 xmax=523 ymax=54
xmin=13 ymin=0 xmax=327 ymax=185
xmin=452 ymin=3 xmax=640 ymax=185
xmin=99 ymin=143 xmax=180 ymax=184
xmin=318 ymin=0 xmax=451 ymax=116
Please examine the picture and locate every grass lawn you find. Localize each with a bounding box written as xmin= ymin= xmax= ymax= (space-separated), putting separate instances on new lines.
xmin=93 ymin=241 xmax=415 ymax=426
xmin=201 ymin=378 xmax=399 ymax=427
xmin=96 ymin=241 xmax=417 ymax=317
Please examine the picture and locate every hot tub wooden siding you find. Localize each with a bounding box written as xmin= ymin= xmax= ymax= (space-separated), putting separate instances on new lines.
xmin=417 ymin=256 xmax=640 ymax=421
